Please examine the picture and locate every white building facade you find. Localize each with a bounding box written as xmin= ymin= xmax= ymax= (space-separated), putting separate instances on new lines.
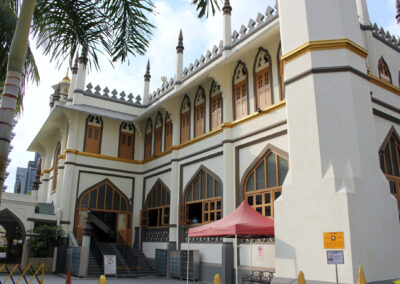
xmin=3 ymin=0 xmax=400 ymax=283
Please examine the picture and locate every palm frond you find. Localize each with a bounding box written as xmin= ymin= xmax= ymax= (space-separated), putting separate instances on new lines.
xmin=191 ymin=0 xmax=221 ymax=18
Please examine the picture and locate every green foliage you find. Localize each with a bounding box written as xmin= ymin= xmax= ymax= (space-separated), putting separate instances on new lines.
xmin=27 ymin=225 xmax=65 ymax=258
xmin=191 ymin=0 xmax=221 ymax=18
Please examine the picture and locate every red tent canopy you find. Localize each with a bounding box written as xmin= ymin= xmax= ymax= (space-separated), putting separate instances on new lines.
xmin=188 ymin=201 xmax=274 ymax=238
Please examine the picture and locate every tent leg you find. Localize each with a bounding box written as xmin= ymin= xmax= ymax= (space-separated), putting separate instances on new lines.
xmin=187 ymin=237 xmax=190 ymax=284
xmin=250 ymin=239 xmax=252 ymax=275
xmin=235 ymin=235 xmax=238 ymax=284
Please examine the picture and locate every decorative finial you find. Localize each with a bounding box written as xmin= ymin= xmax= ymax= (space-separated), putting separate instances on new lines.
xmin=223 ymin=0 xmax=232 ymax=15
xmin=32 ymin=158 xmax=42 ymax=191
xmin=161 ymin=76 xmax=167 ymax=85
xmin=144 ymin=60 xmax=151 ymax=81
xmin=176 ymin=29 xmax=184 ymax=53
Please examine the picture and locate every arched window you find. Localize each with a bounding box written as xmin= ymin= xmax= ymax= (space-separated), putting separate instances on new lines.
xmin=144 ymin=119 xmax=152 ymax=160
xmin=179 ymin=168 xmax=222 ymax=225
xmin=119 ymin=122 xmax=135 ymax=159
xmin=254 ymin=47 xmax=273 ymax=109
xmin=210 ymin=81 xmax=222 ymax=131
xmin=379 ymin=129 xmax=400 ymax=214
xmin=180 ymin=96 xmax=191 ymax=144
xmin=233 ymin=61 xmax=248 ymax=120
xmin=378 ymin=56 xmax=392 ymax=83
xmin=194 ymin=87 xmax=205 ymax=138
xmin=164 ymin=112 xmax=173 ymax=152
xmin=141 ymin=181 xmax=170 ymax=227
xmin=52 ymin=142 xmax=61 ymax=192
xmin=84 ymin=115 xmax=102 ymax=153
xmin=244 ymin=151 xmax=288 ymax=218
xmin=154 ymin=113 xmax=163 ymax=155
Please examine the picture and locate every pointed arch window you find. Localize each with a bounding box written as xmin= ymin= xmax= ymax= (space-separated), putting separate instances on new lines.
xmin=378 ymin=56 xmax=392 ymax=83
xmin=52 ymin=142 xmax=61 ymax=192
xmin=277 ymin=43 xmax=284 ymax=101
xmin=141 ymin=181 xmax=170 ymax=227
xmin=144 ymin=119 xmax=152 ymax=160
xmin=194 ymin=87 xmax=205 ymax=138
xmin=84 ymin=115 xmax=102 ymax=153
xmin=180 ymin=96 xmax=191 ymax=144
xmin=379 ymin=130 xmax=400 ymax=214
xmin=119 ymin=122 xmax=135 ymax=159
xmin=210 ymin=81 xmax=222 ymax=131
xmin=164 ymin=112 xmax=173 ymax=151
xmin=244 ymin=151 xmax=288 ymax=218
xmin=254 ymin=47 xmax=273 ymax=109
xmin=233 ymin=61 xmax=248 ymax=120
xmin=154 ymin=113 xmax=163 ymax=155
xmin=179 ymin=169 xmax=222 ymax=225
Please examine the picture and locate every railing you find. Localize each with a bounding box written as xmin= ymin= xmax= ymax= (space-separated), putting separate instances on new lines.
xmin=0 ymin=263 xmax=44 ymax=284
xmin=92 ymin=235 xmax=105 ymax=272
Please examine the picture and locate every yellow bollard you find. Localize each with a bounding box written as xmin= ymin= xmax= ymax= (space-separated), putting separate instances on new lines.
xmin=213 ymin=273 xmax=221 ymax=284
xmin=358 ymin=266 xmax=367 ymax=284
xmin=393 ymin=276 xmax=400 ymax=284
xmin=298 ymin=270 xmax=306 ymax=284
xmin=99 ymin=275 xmax=107 ymax=284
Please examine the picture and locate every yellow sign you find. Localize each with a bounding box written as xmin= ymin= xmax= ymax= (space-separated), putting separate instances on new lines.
xmin=323 ymin=232 xmax=344 ymax=249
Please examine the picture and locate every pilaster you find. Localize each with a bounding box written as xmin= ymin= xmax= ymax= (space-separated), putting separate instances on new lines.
xmin=274 ymin=0 xmax=400 ymax=283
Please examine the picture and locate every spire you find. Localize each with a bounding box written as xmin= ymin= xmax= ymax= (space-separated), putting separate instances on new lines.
xmin=144 ymin=60 xmax=151 ymax=81
xmin=71 ymin=54 xmax=79 ymax=74
xmin=176 ymin=30 xmax=184 ymax=54
xmin=223 ymin=0 xmax=232 ymax=15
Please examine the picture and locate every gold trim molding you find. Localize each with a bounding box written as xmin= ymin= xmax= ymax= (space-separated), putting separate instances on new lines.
xmin=281 ymin=39 xmax=368 ymax=65
xmin=64 ymin=101 xmax=286 ymax=164
xmin=369 ymin=74 xmax=400 ymax=96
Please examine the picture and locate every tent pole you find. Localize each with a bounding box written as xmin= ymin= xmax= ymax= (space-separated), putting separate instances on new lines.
xmin=187 ymin=236 xmax=190 ymax=284
xmin=235 ymin=234 xmax=238 ymax=284
xmin=250 ymin=239 xmax=253 ymax=275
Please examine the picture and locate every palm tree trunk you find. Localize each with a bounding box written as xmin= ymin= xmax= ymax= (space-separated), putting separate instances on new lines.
xmin=0 ymin=0 xmax=36 ymax=199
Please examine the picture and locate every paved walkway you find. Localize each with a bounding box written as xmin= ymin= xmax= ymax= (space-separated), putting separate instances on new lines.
xmin=0 ymin=273 xmax=213 ymax=284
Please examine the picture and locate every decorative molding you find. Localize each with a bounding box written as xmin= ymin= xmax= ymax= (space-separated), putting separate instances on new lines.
xmin=65 ymin=149 xmax=143 ymax=164
xmin=369 ymin=74 xmax=400 ymax=96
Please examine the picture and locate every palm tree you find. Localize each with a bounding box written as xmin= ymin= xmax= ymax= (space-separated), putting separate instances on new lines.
xmin=0 ymin=0 xmax=221 ymax=197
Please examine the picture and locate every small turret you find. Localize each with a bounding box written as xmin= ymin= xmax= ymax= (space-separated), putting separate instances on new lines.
xmin=223 ymin=0 xmax=232 ymax=48
xmin=175 ymin=30 xmax=184 ymax=82
xmin=143 ymin=60 xmax=151 ymax=105
xmin=75 ymin=48 xmax=88 ymax=90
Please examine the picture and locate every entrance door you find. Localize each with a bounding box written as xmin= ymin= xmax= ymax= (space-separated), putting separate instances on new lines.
xmin=117 ymin=213 xmax=132 ymax=246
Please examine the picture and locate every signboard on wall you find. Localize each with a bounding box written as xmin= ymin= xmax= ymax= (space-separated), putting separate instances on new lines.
xmin=104 ymin=255 xmax=117 ymax=275
xmin=323 ymin=232 xmax=344 ymax=249
xmin=327 ymin=250 xmax=344 ymax=264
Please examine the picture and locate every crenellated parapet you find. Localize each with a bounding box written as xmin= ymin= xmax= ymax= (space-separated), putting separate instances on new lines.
xmin=83 ymin=83 xmax=144 ymax=107
xmin=371 ymin=23 xmax=400 ymax=52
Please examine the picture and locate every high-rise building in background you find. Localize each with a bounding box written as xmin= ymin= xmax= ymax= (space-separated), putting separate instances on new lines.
xmin=13 ymin=153 xmax=40 ymax=194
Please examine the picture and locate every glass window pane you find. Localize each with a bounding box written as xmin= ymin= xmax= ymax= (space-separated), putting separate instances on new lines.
xmin=275 ymin=191 xmax=281 ymax=200
xmin=265 ymin=193 xmax=270 ymax=204
xmin=207 ymin=176 xmax=213 ymax=198
xmin=164 ymin=207 xmax=169 ymax=214
xmin=256 ymin=207 xmax=262 ymax=214
xmin=390 ymin=138 xmax=399 ymax=176
xmin=157 ymin=188 xmax=162 ymax=206
xmin=247 ymin=195 xmax=254 ymax=205
xmin=267 ymin=153 xmax=277 ymax=188
xmin=210 ymin=212 xmax=215 ymax=220
xmin=246 ymin=173 xmax=254 ymax=192
xmin=113 ymin=193 xmax=120 ymax=211
xmin=384 ymin=146 xmax=393 ymax=175
xmin=278 ymin=157 xmax=289 ymax=186
xmin=106 ymin=186 xmax=112 ymax=210
xmin=204 ymin=213 xmax=208 ymax=222
xmin=89 ymin=191 xmax=97 ymax=209
xmin=217 ymin=212 xmax=221 ymax=220
xmin=81 ymin=194 xmax=88 ymax=208
xmin=167 ymin=192 xmax=170 ymax=204
xmin=256 ymin=162 xmax=266 ymax=190
xmin=201 ymin=172 xmax=206 ymax=199
xmin=390 ymin=181 xmax=397 ymax=194
xmin=217 ymin=200 xmax=221 ymax=210
xmin=205 ymin=203 xmax=208 ymax=210
xmin=152 ymin=191 xmax=157 ymax=207
xmin=98 ymin=185 xmax=105 ymax=209
xmin=121 ymin=199 xmax=127 ymax=211
xmin=194 ymin=179 xmax=200 ymax=201
xmin=215 ymin=181 xmax=222 ymax=197
xmin=187 ymin=188 xmax=193 ymax=202
xmin=256 ymin=194 xmax=262 ymax=205
xmin=164 ymin=216 xmax=169 ymax=225
xmin=211 ymin=202 xmax=215 ymax=210
xmin=265 ymin=206 xmax=271 ymax=217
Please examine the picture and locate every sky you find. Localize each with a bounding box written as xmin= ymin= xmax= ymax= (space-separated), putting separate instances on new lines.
xmin=4 ymin=0 xmax=399 ymax=192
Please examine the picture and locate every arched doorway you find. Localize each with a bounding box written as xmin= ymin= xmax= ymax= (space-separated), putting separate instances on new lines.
xmin=0 ymin=209 xmax=25 ymax=263
xmin=75 ymin=179 xmax=132 ymax=246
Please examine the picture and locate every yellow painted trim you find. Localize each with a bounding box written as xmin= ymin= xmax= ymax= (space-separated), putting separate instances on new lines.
xmin=65 ymin=101 xmax=286 ymax=164
xmin=58 ymin=154 xmax=66 ymax=160
xmin=43 ymin=167 xmax=53 ymax=174
xmin=281 ymin=39 xmax=368 ymax=65
xmin=369 ymin=74 xmax=400 ymax=96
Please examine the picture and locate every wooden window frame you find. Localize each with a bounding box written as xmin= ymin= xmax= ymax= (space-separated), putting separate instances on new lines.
xmin=253 ymin=47 xmax=273 ymax=110
xmin=209 ymin=81 xmax=223 ymax=131
xmin=118 ymin=122 xmax=135 ymax=160
xmin=194 ymin=86 xmax=206 ymax=138
xmin=144 ymin=119 xmax=152 ymax=160
xmin=182 ymin=169 xmax=223 ymax=226
xmin=84 ymin=115 xmax=103 ymax=154
xmin=378 ymin=56 xmax=392 ymax=84
xmin=232 ymin=61 xmax=249 ymax=120
xmin=52 ymin=142 xmax=61 ymax=192
xmin=180 ymin=95 xmax=191 ymax=144
xmin=142 ymin=181 xmax=171 ymax=228
xmin=244 ymin=151 xmax=288 ymax=218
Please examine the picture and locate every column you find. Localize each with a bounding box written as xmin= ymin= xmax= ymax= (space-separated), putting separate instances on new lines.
xmin=274 ymin=0 xmax=400 ymax=283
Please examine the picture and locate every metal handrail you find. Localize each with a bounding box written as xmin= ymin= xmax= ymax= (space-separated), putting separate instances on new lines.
xmin=92 ymin=235 xmax=105 ymax=272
